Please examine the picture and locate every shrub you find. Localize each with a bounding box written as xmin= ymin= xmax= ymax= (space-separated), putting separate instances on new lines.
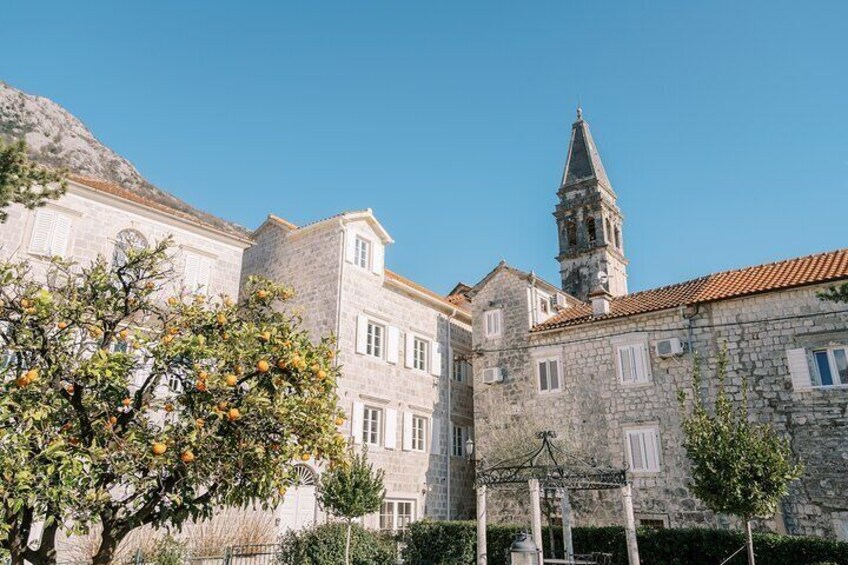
xmin=275 ymin=522 xmax=396 ymax=565
xmin=401 ymin=521 xmax=848 ymax=565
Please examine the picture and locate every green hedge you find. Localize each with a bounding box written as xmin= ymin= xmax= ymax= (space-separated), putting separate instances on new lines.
xmin=275 ymin=522 xmax=397 ymax=565
xmin=401 ymin=520 xmax=848 ymax=565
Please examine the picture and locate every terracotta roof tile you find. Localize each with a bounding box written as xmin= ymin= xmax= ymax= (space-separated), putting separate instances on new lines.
xmin=533 ymin=248 xmax=848 ymax=332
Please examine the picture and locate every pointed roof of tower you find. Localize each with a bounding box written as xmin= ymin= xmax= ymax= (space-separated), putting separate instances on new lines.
xmin=561 ymin=107 xmax=612 ymax=190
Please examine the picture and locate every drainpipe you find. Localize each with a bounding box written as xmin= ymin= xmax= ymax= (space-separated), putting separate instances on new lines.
xmin=445 ymin=307 xmax=457 ymax=520
xmin=335 ymin=226 xmax=346 ymax=366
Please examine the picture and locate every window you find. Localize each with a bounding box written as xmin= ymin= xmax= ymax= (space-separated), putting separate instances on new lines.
xmin=362 ymin=406 xmax=382 ymax=446
xmin=566 ymin=220 xmax=577 ymax=247
xmin=453 ymin=355 xmax=471 ymax=383
xmin=638 ymin=517 xmax=667 ymax=529
xmin=380 ymin=500 xmax=414 ymax=532
xmin=625 ymin=426 xmax=661 ymax=473
xmin=614 ymin=227 xmax=621 ymax=249
xmin=113 ymin=229 xmax=148 ymax=267
xmin=411 ymin=415 xmax=426 ymax=452
xmin=412 ymin=337 xmax=428 ymax=371
xmin=539 ymin=296 xmax=550 ymax=316
xmin=183 ymin=252 xmax=213 ymax=294
xmin=812 ymin=347 xmax=848 ymax=387
xmin=616 ymin=343 xmax=651 ymax=384
xmin=484 ymin=309 xmax=502 ymax=339
xmin=586 ymin=217 xmax=597 ymax=243
xmin=537 ymin=358 xmax=561 ymax=393
xmin=451 ymin=424 xmax=465 ymax=457
xmin=366 ymin=321 xmax=384 ymax=359
xmin=354 ymin=236 xmax=370 ymax=269
xmin=29 ymin=209 xmax=72 ymax=258
xmin=605 ymin=219 xmax=612 ymax=242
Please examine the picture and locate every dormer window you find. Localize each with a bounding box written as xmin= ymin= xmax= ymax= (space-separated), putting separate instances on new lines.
xmin=354 ymin=236 xmax=371 ymax=269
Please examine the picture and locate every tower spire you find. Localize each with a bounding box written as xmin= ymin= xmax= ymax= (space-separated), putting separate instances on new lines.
xmin=560 ymin=109 xmax=611 ymax=192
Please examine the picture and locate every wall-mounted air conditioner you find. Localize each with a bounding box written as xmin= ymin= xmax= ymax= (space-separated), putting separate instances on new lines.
xmin=482 ymin=367 xmax=504 ymax=384
xmin=655 ymin=338 xmax=685 ymax=358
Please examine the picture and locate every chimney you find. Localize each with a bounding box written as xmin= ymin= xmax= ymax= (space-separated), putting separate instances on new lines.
xmin=588 ymin=285 xmax=612 ymax=317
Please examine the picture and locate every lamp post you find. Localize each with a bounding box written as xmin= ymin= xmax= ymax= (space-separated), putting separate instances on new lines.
xmin=465 ymin=437 xmax=475 ymax=462
xmin=510 ymin=532 xmax=540 ymax=565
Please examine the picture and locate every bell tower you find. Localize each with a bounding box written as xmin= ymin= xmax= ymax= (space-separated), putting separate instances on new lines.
xmin=554 ymin=108 xmax=628 ymax=301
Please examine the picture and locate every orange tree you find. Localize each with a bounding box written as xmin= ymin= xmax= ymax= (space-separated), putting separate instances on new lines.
xmin=0 ymin=240 xmax=347 ymax=564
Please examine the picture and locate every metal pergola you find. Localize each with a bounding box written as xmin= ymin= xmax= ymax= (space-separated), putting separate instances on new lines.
xmin=473 ymin=431 xmax=640 ymax=565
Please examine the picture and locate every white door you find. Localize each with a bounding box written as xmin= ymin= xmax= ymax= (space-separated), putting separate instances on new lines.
xmin=276 ymin=465 xmax=317 ymax=532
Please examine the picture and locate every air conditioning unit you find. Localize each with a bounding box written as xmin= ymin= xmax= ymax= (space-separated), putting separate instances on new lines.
xmin=553 ymin=293 xmax=569 ymax=310
xmin=655 ymin=338 xmax=685 ymax=358
xmin=482 ymin=367 xmax=504 ymax=384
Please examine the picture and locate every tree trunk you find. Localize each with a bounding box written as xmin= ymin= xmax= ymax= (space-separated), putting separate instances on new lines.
xmin=93 ymin=523 xmax=127 ymax=565
xmin=745 ymin=518 xmax=756 ymax=565
xmin=6 ymin=509 xmax=32 ymax=565
xmin=345 ymin=519 xmax=353 ymax=565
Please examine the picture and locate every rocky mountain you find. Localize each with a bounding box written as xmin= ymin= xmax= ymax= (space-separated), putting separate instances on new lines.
xmin=0 ymin=81 xmax=247 ymax=236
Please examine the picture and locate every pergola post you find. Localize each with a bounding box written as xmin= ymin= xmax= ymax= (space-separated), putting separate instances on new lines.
xmin=529 ymin=478 xmax=543 ymax=559
xmin=560 ymin=488 xmax=574 ymax=561
xmin=477 ymin=485 xmax=487 ymax=565
xmin=621 ymin=483 xmax=641 ymax=565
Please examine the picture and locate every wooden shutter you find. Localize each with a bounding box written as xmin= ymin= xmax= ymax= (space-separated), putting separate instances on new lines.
xmin=549 ymin=360 xmax=560 ymax=390
xmin=50 ymin=213 xmax=72 ymax=257
xmin=371 ymin=242 xmax=384 ymax=275
xmin=386 ymin=326 xmax=399 ymax=364
xmin=787 ymin=348 xmax=812 ymax=391
xmin=29 ymin=209 xmax=54 ymax=255
xmin=538 ymin=361 xmax=548 ymax=391
xmin=638 ymin=343 xmax=652 ymax=382
xmin=404 ymin=333 xmax=415 ymax=369
xmin=429 ymin=342 xmax=442 ymax=376
xmin=345 ymin=231 xmax=357 ymax=263
xmin=430 ymin=416 xmax=441 ymax=455
xmin=632 ymin=345 xmax=647 ymax=383
xmin=616 ymin=346 xmax=629 ymax=383
xmin=384 ymin=409 xmax=397 ymax=450
xmin=402 ymin=412 xmax=413 ymax=451
xmin=196 ymin=257 xmax=212 ymax=294
xmin=646 ymin=429 xmax=661 ymax=471
xmin=627 ymin=431 xmax=645 ymax=471
xmin=183 ymin=253 xmax=199 ymax=289
xmin=355 ymin=315 xmax=368 ymax=355
xmin=351 ymin=402 xmax=364 ymax=444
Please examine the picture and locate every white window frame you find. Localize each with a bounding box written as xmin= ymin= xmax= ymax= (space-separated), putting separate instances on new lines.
xmin=354 ymin=236 xmax=371 ymax=269
xmin=379 ymin=499 xmax=415 ymax=533
xmin=362 ymin=406 xmax=382 ymax=446
xmin=411 ymin=415 xmax=426 ymax=452
xmin=452 ymin=354 xmax=471 ymax=383
xmin=451 ymin=424 xmax=465 ymax=458
xmin=624 ymin=426 xmax=662 ymax=473
xmin=536 ymin=356 xmax=562 ymax=393
xmin=29 ymin=208 xmax=73 ymax=258
xmin=484 ymin=309 xmax=503 ymax=339
xmin=615 ymin=342 xmax=652 ymax=385
xmin=183 ymin=251 xmax=213 ymax=294
xmin=366 ymin=321 xmax=385 ymax=359
xmin=811 ymin=346 xmax=848 ymax=388
xmin=412 ymin=337 xmax=428 ymax=372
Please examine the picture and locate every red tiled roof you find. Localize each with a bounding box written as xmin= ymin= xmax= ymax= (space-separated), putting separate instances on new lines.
xmin=533 ymin=248 xmax=848 ymax=332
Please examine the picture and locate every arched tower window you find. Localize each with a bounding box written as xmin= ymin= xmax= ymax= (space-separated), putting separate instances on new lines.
xmin=566 ymin=220 xmax=577 ymax=248
xmin=614 ymin=227 xmax=621 ymax=250
xmin=586 ymin=217 xmax=597 ymax=243
xmin=113 ymin=229 xmax=148 ymax=266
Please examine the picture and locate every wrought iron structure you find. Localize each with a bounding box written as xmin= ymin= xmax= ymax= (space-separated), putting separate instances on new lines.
xmin=475 ymin=431 xmax=627 ymax=490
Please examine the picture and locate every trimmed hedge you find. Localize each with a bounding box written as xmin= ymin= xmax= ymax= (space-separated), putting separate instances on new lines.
xmin=275 ymin=522 xmax=397 ymax=565
xmin=401 ymin=520 xmax=848 ymax=565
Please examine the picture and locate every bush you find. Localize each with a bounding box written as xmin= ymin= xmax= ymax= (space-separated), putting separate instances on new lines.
xmin=275 ymin=522 xmax=397 ymax=565
xmin=401 ymin=521 xmax=848 ymax=565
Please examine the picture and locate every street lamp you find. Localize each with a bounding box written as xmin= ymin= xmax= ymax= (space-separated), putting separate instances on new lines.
xmin=465 ymin=437 xmax=474 ymax=462
xmin=510 ymin=532 xmax=540 ymax=565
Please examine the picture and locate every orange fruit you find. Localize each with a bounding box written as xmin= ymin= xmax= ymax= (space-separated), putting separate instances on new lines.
xmin=68 ymin=437 xmax=80 ymax=446
xmin=198 ymin=370 xmax=209 ymax=381
xmin=164 ymin=403 xmax=174 ymax=413
xmin=57 ymin=321 xmax=68 ymax=330
xmin=168 ymin=327 xmax=179 ymax=335
xmin=25 ymin=368 xmax=38 ymax=382
xmin=196 ymin=381 xmax=207 ymax=392
xmin=26 ymin=307 xmax=36 ymax=315
xmin=152 ymin=442 xmax=167 ymax=456
xmin=15 ymin=375 xmax=31 ymax=388
xmin=335 ymin=417 xmax=345 ymax=426
xmin=122 ymin=398 xmax=132 ymax=407
xmin=225 ymin=374 xmax=238 ymax=387
xmin=20 ymin=298 xmax=30 ymax=308
xmin=168 ymin=297 xmax=178 ymax=306
xmin=227 ymin=408 xmax=240 ymax=422
xmin=300 ymin=453 xmax=311 ymax=461
xmin=216 ymin=313 xmax=227 ymax=326
xmin=217 ymin=401 xmax=229 ymax=411
xmin=180 ymin=451 xmax=195 ymax=464
xmin=259 ymin=331 xmax=271 ymax=342
xmin=276 ymin=359 xmax=288 ymax=370
xmin=195 ymin=418 xmax=205 ymax=428
xmin=278 ymin=487 xmax=287 ymax=496
xmin=119 ymin=329 xmax=129 ymax=341
xmin=66 ymin=385 xmax=75 ymax=395
xmin=317 ymin=369 xmax=327 ymax=380
xmin=163 ymin=334 xmax=174 ymax=345
xmin=256 ymin=290 xmax=268 ymax=299
xmin=109 ymin=416 xmax=118 ymax=426
xmin=257 ymin=360 xmax=270 ymax=373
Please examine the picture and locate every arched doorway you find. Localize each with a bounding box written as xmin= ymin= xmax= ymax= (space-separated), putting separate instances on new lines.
xmin=277 ymin=464 xmax=318 ymax=532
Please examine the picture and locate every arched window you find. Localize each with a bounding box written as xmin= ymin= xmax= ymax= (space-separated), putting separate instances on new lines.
xmin=291 ymin=464 xmax=317 ymax=487
xmin=113 ymin=229 xmax=148 ymax=266
xmin=586 ymin=217 xmax=597 ymax=243
xmin=566 ymin=220 xmax=578 ymax=248
xmin=614 ymin=227 xmax=621 ymax=249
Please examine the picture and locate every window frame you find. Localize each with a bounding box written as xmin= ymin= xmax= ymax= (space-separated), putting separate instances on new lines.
xmin=536 ymin=356 xmax=562 ymax=393
xmin=811 ymin=346 xmax=848 ymax=388
xmin=354 ymin=236 xmax=371 ymax=269
xmin=484 ymin=309 xmax=503 ymax=339
xmin=361 ymin=406 xmax=382 ymax=446
xmin=452 ymin=354 xmax=471 ymax=383
xmin=366 ymin=321 xmax=385 ymax=359
xmin=451 ymin=424 xmax=465 ymax=458
xmin=412 ymin=336 xmax=429 ymax=372
xmin=411 ymin=415 xmax=427 ymax=452
xmin=624 ymin=426 xmax=662 ymax=474
xmin=380 ymin=499 xmax=415 ymax=533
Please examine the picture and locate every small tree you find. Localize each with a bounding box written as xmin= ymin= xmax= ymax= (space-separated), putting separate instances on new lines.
xmin=678 ymin=350 xmax=803 ymax=565
xmin=0 ymin=139 xmax=66 ymax=222
xmin=317 ymin=448 xmax=385 ymax=565
xmin=818 ymin=284 xmax=848 ymax=304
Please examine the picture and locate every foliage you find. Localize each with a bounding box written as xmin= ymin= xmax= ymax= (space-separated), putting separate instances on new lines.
xmin=317 ymin=447 xmax=385 ymax=521
xmin=401 ymin=521 xmax=848 ymax=565
xmin=275 ymin=522 xmax=397 ymax=565
xmin=677 ymin=351 xmax=803 ymax=520
xmin=148 ymin=534 xmax=187 ymax=565
xmin=0 ymin=240 xmax=347 ymax=563
xmin=0 ymin=138 xmax=66 ymax=222
xmin=818 ymin=283 xmax=848 ymax=304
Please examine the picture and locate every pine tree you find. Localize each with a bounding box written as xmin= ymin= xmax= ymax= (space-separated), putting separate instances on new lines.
xmin=0 ymin=139 xmax=66 ymax=222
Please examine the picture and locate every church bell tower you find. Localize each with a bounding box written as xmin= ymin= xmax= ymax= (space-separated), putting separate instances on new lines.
xmin=554 ymin=108 xmax=628 ymax=301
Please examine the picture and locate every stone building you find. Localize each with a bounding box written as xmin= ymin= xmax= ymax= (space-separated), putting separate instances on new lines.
xmin=470 ymin=110 xmax=848 ymax=540
xmin=242 ymin=210 xmax=476 ymax=531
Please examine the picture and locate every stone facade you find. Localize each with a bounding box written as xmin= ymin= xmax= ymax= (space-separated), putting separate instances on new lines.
xmin=243 ymin=210 xmax=476 ymax=531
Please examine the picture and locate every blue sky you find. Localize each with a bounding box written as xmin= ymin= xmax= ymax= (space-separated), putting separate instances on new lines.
xmin=3 ymin=1 xmax=846 ymax=294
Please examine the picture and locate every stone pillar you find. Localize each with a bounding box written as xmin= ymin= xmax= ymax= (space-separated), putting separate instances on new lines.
xmin=477 ymin=486 xmax=487 ymax=565
xmin=621 ymin=484 xmax=641 ymax=565
xmin=529 ymin=479 xmax=543 ymax=560
xmin=561 ymin=488 xmax=574 ymax=561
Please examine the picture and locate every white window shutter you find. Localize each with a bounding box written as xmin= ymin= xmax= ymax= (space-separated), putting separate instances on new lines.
xmin=402 ymin=412 xmax=413 ymax=451
xmin=384 ymin=409 xmax=397 ymax=450
xmin=386 ymin=326 xmax=400 ymax=364
xmin=616 ymin=346 xmax=628 ymax=383
xmin=355 ymin=315 xmax=368 ymax=355
xmin=627 ymin=432 xmax=644 ymax=471
xmin=345 ymin=231 xmax=357 ymax=263
xmin=29 ymin=209 xmax=54 ymax=255
xmin=196 ymin=257 xmax=212 ymax=294
xmin=640 ymin=343 xmax=652 ymax=381
xmin=183 ymin=253 xmax=199 ymax=289
xmin=649 ymin=429 xmax=661 ymax=470
xmin=351 ymin=402 xmax=364 ymax=444
xmin=632 ymin=345 xmax=646 ymax=383
xmin=787 ymin=348 xmax=812 ymax=391
xmin=430 ymin=416 xmax=441 ymax=455
xmin=371 ymin=242 xmax=384 ymax=275
xmin=429 ymin=342 xmax=442 ymax=376
xmin=404 ymin=333 xmax=414 ymax=369
xmin=50 ymin=213 xmax=72 ymax=257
